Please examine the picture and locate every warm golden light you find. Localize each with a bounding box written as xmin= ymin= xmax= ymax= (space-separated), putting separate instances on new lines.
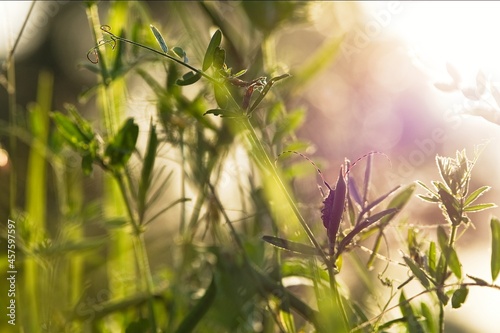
xmin=0 ymin=149 xmax=8 ymax=167
xmin=385 ymin=2 xmax=500 ymax=80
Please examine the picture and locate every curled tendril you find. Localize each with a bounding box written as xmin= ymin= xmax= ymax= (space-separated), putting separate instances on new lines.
xmin=100 ymin=24 xmax=112 ymax=33
xmin=86 ymin=37 xmax=117 ymax=64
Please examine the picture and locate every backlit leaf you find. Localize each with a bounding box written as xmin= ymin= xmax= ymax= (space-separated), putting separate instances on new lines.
xmin=202 ymin=29 xmax=222 ymax=71
xmin=403 ymin=255 xmax=430 ymax=288
xmin=463 ymin=203 xmax=496 ymax=212
xmin=464 ymin=185 xmax=491 ymax=206
xmin=150 ymin=24 xmax=168 ymax=53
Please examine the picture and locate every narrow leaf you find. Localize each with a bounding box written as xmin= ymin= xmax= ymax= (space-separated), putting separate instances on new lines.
xmin=174 ymin=277 xmax=217 ymax=333
xmin=150 ymin=24 xmax=168 ymax=53
xmin=427 ymin=241 xmax=437 ymax=277
xmin=51 ymin=112 xmax=91 ymax=150
xmin=105 ymin=118 xmax=139 ymax=168
xmin=262 ymin=235 xmax=321 ymax=257
xmin=464 ymin=185 xmax=491 ymax=206
xmin=437 ymin=226 xmax=448 ymax=252
xmin=463 ymin=203 xmax=496 ymax=212
xmin=399 ymin=292 xmax=425 ymax=333
xmin=491 ymin=217 xmax=500 ymax=281
xmin=466 ymin=274 xmax=489 ymax=286
xmin=420 ymin=302 xmax=437 ymax=333
xmin=417 ymin=194 xmax=440 ymax=203
xmin=403 ymin=255 xmax=430 ymax=288
xmin=138 ymin=122 xmax=158 ymax=221
xmin=361 ymin=185 xmax=400 ymax=216
xmin=447 ymin=246 xmax=462 ymax=279
xmin=379 ymin=183 xmax=416 ymax=226
xmin=202 ymin=29 xmax=222 ymax=71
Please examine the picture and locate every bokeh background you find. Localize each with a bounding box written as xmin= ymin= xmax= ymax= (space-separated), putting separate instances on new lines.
xmin=1 ymin=1 xmax=500 ymax=332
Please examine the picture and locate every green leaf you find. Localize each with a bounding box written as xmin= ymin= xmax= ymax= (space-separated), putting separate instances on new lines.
xmin=451 ymin=285 xmax=468 ymax=309
xmin=464 ymin=185 xmax=491 ymax=206
xmin=51 ymin=112 xmax=92 ymax=151
xmin=417 ymin=194 xmax=440 ymax=203
xmin=273 ymin=108 xmax=306 ymax=144
xmin=150 ymin=24 xmax=168 ymax=53
xmin=281 ymin=259 xmax=329 ymax=283
xmin=202 ymin=29 xmax=222 ymax=71
xmin=105 ymin=118 xmax=139 ymax=168
xmin=262 ymin=235 xmax=321 ymax=257
xmin=81 ymin=154 xmax=94 ymax=176
xmin=233 ymin=69 xmax=247 ymax=77
xmin=427 ymin=241 xmax=437 ymax=277
xmin=176 ymin=71 xmax=202 ymax=86
xmin=403 ymin=256 xmax=430 ymax=288
xmin=212 ymin=46 xmax=226 ymax=70
xmin=437 ymin=226 xmax=448 ymax=251
xmin=447 ymin=246 xmax=462 ymax=279
xmin=213 ymin=84 xmax=229 ymax=108
xmin=174 ymin=277 xmax=217 ymax=333
xmin=138 ymin=122 xmax=158 ymax=221
xmin=416 ymin=180 xmax=437 ymax=196
xmin=437 ymin=227 xmax=462 ymax=279
xmin=399 ymin=292 xmax=425 ymax=333
xmin=379 ymin=184 xmax=416 ymax=226
xmin=420 ymin=302 xmax=437 ymax=333
xmin=463 ymin=203 xmax=496 ymax=212
xmin=491 ymin=217 xmax=500 ymax=281
xmin=172 ymin=46 xmax=188 ymax=62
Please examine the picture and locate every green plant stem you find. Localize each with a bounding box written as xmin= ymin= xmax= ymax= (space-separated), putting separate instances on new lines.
xmin=437 ymin=223 xmax=458 ymax=333
xmin=238 ymin=117 xmax=327 ymax=261
xmin=3 ymin=0 xmax=35 ymax=212
xmin=328 ymin=267 xmax=350 ymax=332
xmin=114 ymin=172 xmax=157 ymax=331
xmin=179 ymin=129 xmax=187 ymax=232
xmin=134 ymin=233 xmax=157 ymax=331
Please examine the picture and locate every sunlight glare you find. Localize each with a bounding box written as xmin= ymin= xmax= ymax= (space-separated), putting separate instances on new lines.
xmin=389 ymin=2 xmax=500 ymax=81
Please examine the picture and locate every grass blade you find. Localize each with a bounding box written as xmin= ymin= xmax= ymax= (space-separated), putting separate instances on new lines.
xmin=174 ymin=277 xmax=217 ymax=333
xmin=491 ymin=217 xmax=500 ymax=281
